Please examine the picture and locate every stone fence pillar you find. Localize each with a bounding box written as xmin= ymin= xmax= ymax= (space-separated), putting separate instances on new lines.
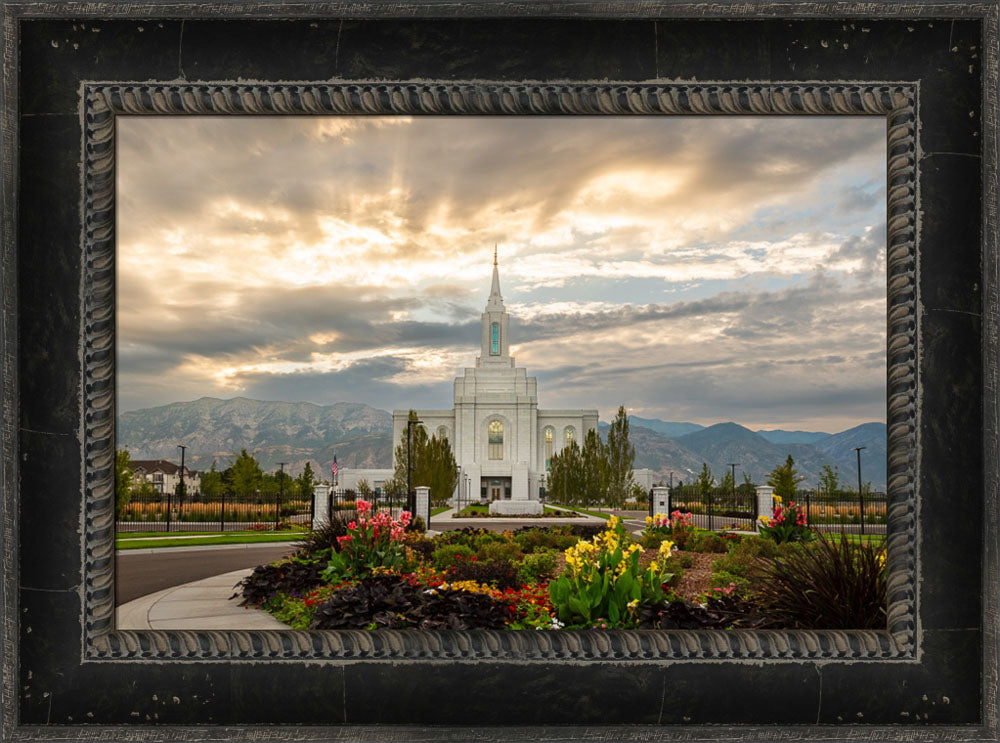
xmin=414 ymin=485 xmax=431 ymax=526
xmin=755 ymin=485 xmax=775 ymax=530
xmin=313 ymin=483 xmax=331 ymax=529
xmin=651 ymin=486 xmax=671 ymax=516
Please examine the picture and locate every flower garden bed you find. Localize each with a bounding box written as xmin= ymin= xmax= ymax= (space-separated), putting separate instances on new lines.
xmin=233 ymin=500 xmax=888 ymax=631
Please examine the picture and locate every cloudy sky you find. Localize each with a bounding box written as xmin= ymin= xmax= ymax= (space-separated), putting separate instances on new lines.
xmin=117 ymin=114 xmax=886 ymax=432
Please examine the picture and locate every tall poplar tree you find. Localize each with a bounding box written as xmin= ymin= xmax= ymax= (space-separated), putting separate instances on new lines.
xmin=580 ymin=428 xmax=608 ymax=507
xmin=605 ymin=405 xmax=636 ymax=506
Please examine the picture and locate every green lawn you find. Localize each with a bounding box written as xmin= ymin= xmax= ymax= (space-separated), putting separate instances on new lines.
xmin=116 ymin=532 xmax=306 ymax=550
xmin=825 ymin=532 xmax=887 ymax=546
xmin=116 ymin=529 xmax=307 ymax=539
xmin=430 ymin=506 xmax=451 ymax=516
xmin=454 ymin=504 xmax=490 ymax=517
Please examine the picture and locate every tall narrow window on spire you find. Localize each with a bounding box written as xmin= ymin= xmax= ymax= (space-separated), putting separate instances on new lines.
xmin=488 ymin=420 xmax=503 ymax=459
xmin=490 ymin=322 xmax=499 ymax=355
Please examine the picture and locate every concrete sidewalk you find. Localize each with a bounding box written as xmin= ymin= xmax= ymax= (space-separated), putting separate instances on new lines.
xmin=116 ymin=568 xmax=288 ymax=630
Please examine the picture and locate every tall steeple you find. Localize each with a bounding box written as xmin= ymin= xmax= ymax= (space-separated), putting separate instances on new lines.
xmin=479 ymin=245 xmax=511 ymax=366
xmin=486 ymin=244 xmax=504 ymax=311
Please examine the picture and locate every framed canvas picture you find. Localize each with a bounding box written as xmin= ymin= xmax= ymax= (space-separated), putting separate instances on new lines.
xmin=1 ymin=1 xmax=997 ymax=739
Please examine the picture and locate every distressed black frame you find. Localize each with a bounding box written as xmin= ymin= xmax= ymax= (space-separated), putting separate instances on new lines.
xmin=2 ymin=1 xmax=998 ymax=739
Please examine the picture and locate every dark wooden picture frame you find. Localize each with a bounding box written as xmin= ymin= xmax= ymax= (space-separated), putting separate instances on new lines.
xmin=2 ymin=1 xmax=997 ymax=739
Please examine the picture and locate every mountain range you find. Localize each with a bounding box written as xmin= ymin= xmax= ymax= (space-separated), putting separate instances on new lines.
xmin=118 ymin=397 xmax=887 ymax=489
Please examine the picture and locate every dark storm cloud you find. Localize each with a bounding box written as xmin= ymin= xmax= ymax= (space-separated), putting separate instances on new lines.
xmin=229 ymin=357 xmax=454 ymax=411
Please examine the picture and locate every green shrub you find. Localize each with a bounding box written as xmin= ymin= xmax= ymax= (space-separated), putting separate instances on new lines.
xmin=687 ymin=531 xmax=728 ymax=553
xmin=674 ymin=552 xmax=695 ymax=569
xmin=640 ymin=533 xmax=671 ymax=549
xmin=407 ymin=515 xmax=426 ymax=533
xmin=432 ymin=544 xmax=476 ymax=571
xmin=478 ymin=540 xmax=523 ymax=564
xmin=658 ymin=557 xmax=685 ymax=587
xmin=709 ymin=570 xmax=750 ymax=593
xmin=294 ymin=514 xmax=352 ymax=556
xmin=517 ymin=550 xmax=558 ymax=583
xmin=711 ymin=537 xmax=781 ymax=581
xmin=448 ymin=558 xmax=521 ymax=591
xmin=752 ymin=532 xmax=887 ymax=629
xmin=514 ymin=528 xmax=578 ymax=554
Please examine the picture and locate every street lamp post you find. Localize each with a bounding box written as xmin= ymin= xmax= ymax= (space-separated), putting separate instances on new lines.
xmin=727 ymin=462 xmax=738 ymax=504
xmin=406 ymin=418 xmax=423 ymax=515
xmin=177 ymin=444 xmax=187 ymax=519
xmin=276 ymin=462 xmax=287 ymax=530
xmin=853 ymin=446 xmax=866 ymax=535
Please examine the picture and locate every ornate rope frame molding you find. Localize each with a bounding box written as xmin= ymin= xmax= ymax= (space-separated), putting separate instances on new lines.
xmin=82 ymin=82 xmax=918 ymax=662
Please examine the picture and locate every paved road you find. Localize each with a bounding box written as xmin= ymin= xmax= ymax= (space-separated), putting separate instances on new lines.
xmin=115 ymin=544 xmax=297 ymax=605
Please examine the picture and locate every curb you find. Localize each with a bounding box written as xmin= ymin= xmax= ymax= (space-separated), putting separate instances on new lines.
xmin=116 ymin=540 xmax=301 ymax=556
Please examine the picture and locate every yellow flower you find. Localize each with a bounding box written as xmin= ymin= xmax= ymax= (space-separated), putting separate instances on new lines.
xmin=658 ymin=540 xmax=675 ymax=556
xmin=608 ymin=515 xmax=620 ymax=530
xmin=645 ymin=516 xmax=653 ymax=525
xmin=773 ymin=495 xmax=783 ymax=504
xmin=627 ymin=598 xmax=640 ymax=614
xmin=757 ymin=515 xmax=768 ymax=523
xmin=649 ymin=560 xmax=659 ymax=573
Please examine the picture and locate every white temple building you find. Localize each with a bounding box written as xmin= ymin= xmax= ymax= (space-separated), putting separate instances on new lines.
xmin=386 ymin=251 xmax=597 ymax=514
xmin=338 ymin=251 xmax=653 ymax=514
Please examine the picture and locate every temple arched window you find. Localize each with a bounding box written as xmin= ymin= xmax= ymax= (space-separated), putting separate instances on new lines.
xmin=544 ymin=426 xmax=554 ymax=471
xmin=437 ymin=426 xmax=449 ymax=442
xmin=488 ymin=420 xmax=503 ymax=460
xmin=565 ymin=426 xmax=576 ymax=446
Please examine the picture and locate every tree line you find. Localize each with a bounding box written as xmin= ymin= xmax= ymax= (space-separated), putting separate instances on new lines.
xmin=115 ymin=448 xmax=318 ymax=514
xmin=671 ymin=457 xmax=873 ymax=503
xmin=545 ymin=405 xmax=643 ymax=507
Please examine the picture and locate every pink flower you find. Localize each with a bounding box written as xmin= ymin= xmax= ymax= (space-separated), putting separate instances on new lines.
xmin=357 ymin=499 xmax=372 ymax=515
xmin=347 ymin=521 xmax=357 ymax=530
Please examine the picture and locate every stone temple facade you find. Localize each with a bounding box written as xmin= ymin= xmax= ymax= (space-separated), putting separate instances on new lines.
xmin=391 ymin=254 xmax=598 ymax=515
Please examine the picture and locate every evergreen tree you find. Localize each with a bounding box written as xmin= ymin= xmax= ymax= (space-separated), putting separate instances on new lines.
xmin=697 ymin=462 xmax=714 ymax=499
xmin=392 ymin=411 xmax=457 ymax=505
xmin=580 ymin=428 xmax=608 ymax=507
xmin=605 ymin=405 xmax=636 ymax=506
xmin=296 ymin=461 xmax=316 ymax=501
xmin=767 ymin=455 xmax=806 ymax=499
xmin=549 ymin=440 xmax=584 ymax=504
xmin=115 ymin=449 xmax=134 ymax=517
xmin=718 ymin=468 xmax=735 ymax=497
xmin=393 ymin=410 xmax=430 ymax=490
xmin=423 ymin=435 xmax=459 ymax=505
xmin=226 ymin=449 xmax=263 ymax=500
xmin=200 ymin=461 xmax=223 ymax=501
xmin=818 ymin=464 xmax=840 ymax=498
xmin=738 ymin=472 xmax=757 ymax=498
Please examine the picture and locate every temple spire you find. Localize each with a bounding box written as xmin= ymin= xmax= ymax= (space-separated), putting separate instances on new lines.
xmin=487 ymin=245 xmax=504 ymax=310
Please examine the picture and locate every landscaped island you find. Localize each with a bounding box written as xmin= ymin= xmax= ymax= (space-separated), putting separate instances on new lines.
xmin=234 ymin=499 xmax=887 ymax=631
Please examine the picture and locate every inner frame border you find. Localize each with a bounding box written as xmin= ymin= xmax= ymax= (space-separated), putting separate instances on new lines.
xmin=81 ymin=81 xmax=919 ymax=663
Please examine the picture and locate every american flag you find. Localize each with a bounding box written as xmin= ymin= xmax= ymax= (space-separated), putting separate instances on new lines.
xmin=331 ymin=455 xmax=338 ymax=481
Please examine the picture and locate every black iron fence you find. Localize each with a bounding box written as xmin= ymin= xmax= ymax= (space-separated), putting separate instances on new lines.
xmin=116 ymin=491 xmax=312 ymax=534
xmin=793 ymin=489 xmax=888 ymax=534
xmin=656 ymin=486 xmax=888 ymax=535
xmin=668 ymin=485 xmax=759 ymax=531
xmin=323 ymin=488 xmax=413 ymax=526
